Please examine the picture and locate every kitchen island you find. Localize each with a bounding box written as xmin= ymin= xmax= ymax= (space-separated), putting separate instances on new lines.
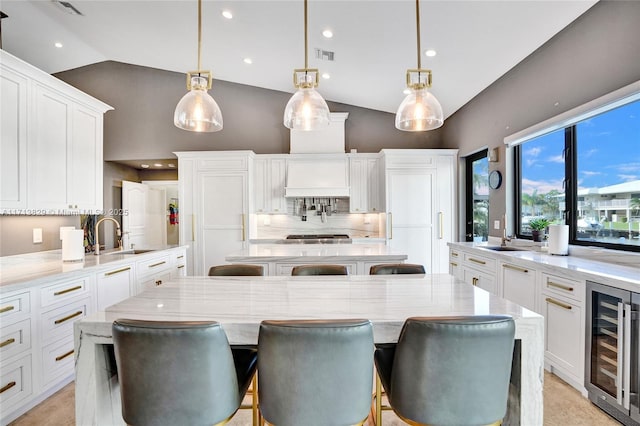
xmin=225 ymin=242 xmax=408 ymax=275
xmin=74 ymin=274 xmax=543 ymax=425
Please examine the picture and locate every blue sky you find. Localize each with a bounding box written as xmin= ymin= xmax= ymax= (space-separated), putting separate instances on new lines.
xmin=521 ymin=100 xmax=640 ymax=195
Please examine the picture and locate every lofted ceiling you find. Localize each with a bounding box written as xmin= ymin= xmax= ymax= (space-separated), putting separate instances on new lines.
xmin=1 ymin=0 xmax=597 ymax=120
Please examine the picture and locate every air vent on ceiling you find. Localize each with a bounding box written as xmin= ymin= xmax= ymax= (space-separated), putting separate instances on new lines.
xmin=314 ymin=48 xmax=335 ymax=61
xmin=53 ymin=1 xmax=83 ymax=16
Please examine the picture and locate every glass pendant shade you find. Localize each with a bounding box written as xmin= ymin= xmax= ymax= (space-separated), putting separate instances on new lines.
xmin=174 ymin=76 xmax=223 ymax=132
xmin=283 ymin=78 xmax=331 ymax=131
xmin=395 ymin=87 xmax=443 ymax=131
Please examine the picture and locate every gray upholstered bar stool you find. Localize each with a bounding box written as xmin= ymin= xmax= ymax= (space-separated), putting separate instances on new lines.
xmin=369 ymin=263 xmax=425 ymax=275
xmin=290 ymin=264 xmax=348 ymax=276
xmin=374 ymin=315 xmax=515 ymax=426
xmin=112 ymin=319 xmax=258 ymax=426
xmin=257 ymin=319 xmax=374 ymax=426
xmin=209 ymin=264 xmax=264 ymax=276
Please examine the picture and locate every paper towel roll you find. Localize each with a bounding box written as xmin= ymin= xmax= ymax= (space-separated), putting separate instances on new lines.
xmin=548 ymin=224 xmax=569 ymax=256
xmin=62 ymin=229 xmax=85 ymax=262
xmin=60 ymin=226 xmax=75 ymax=240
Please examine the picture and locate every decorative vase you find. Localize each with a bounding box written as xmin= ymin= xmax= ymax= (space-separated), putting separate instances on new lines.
xmin=532 ymin=230 xmax=541 ymax=242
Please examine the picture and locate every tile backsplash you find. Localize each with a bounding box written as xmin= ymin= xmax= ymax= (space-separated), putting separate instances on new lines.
xmin=254 ymin=212 xmax=383 ymax=239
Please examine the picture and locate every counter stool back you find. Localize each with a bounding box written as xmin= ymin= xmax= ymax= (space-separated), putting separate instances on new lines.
xmin=257 ymin=319 xmax=374 ymax=426
xmin=208 ymin=264 xmax=264 ymax=276
xmin=374 ymin=315 xmax=515 ymax=426
xmin=112 ymin=319 xmax=257 ymax=426
xmin=290 ymin=264 xmax=348 ymax=276
xmin=369 ymin=263 xmax=425 ymax=275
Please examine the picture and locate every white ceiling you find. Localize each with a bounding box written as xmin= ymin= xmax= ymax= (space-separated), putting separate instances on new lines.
xmin=1 ymin=0 xmax=597 ymax=117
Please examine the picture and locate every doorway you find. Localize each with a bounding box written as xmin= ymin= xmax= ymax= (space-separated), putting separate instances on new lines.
xmin=465 ymin=150 xmax=489 ymax=242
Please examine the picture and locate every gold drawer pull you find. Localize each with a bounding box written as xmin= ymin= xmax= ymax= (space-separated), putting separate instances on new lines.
xmin=469 ymin=258 xmax=486 ymax=265
xmin=55 ymin=349 xmax=74 ymax=362
xmin=472 ymin=277 xmax=479 ymax=286
xmin=503 ymin=264 xmax=528 ymax=273
xmin=546 ymin=298 xmax=572 ymax=310
xmin=54 ymin=285 xmax=82 ymax=296
xmin=105 ymin=266 xmax=131 ymax=276
xmin=54 ymin=310 xmax=83 ymax=325
xmin=547 ymin=281 xmax=574 ymax=292
xmin=0 ymin=381 xmax=16 ymax=394
xmin=0 ymin=338 xmax=16 ymax=348
xmin=451 ymin=252 xmax=459 ymax=257
xmin=149 ymin=261 xmax=166 ymax=268
xmin=450 ymin=262 xmax=458 ymax=267
xmin=177 ymin=265 xmax=185 ymax=269
xmin=0 ymin=305 xmax=15 ymax=314
xmin=177 ymin=255 xmax=185 ymax=259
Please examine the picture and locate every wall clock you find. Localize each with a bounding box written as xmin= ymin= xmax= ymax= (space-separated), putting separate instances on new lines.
xmin=489 ymin=170 xmax=502 ymax=189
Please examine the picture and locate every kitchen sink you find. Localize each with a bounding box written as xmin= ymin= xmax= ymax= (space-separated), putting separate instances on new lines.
xmin=481 ymin=246 xmax=528 ymax=252
xmin=105 ymin=249 xmax=156 ymax=255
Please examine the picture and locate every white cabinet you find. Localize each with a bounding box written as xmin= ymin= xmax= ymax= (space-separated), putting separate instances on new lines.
xmin=254 ymin=156 xmax=287 ymax=214
xmin=177 ymin=151 xmax=253 ymax=275
xmin=0 ymin=50 xmax=111 ymax=214
xmin=383 ymin=150 xmax=457 ymax=274
xmin=136 ymin=252 xmax=173 ymax=292
xmin=349 ymin=154 xmax=381 ymax=213
xmin=500 ymin=261 xmax=538 ymax=313
xmin=450 ymin=248 xmax=498 ymax=295
xmin=448 ymin=248 xmax=463 ymax=280
xmin=172 ymin=249 xmax=188 ymax=278
xmin=96 ymin=264 xmax=135 ymax=310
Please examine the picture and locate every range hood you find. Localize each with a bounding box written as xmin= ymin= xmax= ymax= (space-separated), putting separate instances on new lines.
xmin=285 ymin=157 xmax=350 ymax=198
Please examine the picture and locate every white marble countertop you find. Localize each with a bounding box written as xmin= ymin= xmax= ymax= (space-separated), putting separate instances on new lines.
xmin=449 ymin=241 xmax=640 ymax=290
xmin=0 ymin=246 xmax=186 ymax=291
xmin=225 ymin=242 xmax=407 ymax=262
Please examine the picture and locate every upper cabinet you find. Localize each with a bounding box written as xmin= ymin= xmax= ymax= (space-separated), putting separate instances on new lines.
xmin=0 ymin=50 xmax=112 ymax=214
xmin=254 ymin=155 xmax=287 ymax=214
xmin=349 ymin=153 xmax=382 ymax=213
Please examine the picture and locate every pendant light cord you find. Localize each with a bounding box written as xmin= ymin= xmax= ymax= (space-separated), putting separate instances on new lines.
xmin=304 ymin=0 xmax=308 ymax=69
xmin=197 ymin=0 xmax=202 ymax=72
xmin=416 ymin=0 xmax=421 ymax=70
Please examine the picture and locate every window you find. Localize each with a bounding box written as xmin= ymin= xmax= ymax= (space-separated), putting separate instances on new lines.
xmin=466 ymin=150 xmax=489 ymax=242
xmin=514 ymin=97 xmax=640 ymax=251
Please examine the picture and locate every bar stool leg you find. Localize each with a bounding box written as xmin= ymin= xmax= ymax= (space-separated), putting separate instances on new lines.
xmin=375 ymin=372 xmax=382 ymax=426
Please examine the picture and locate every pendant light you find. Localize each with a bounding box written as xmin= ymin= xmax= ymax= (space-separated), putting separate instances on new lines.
xmin=174 ymin=0 xmax=223 ymax=132
xmin=283 ymin=0 xmax=330 ymax=131
xmin=395 ymin=0 xmax=443 ymax=132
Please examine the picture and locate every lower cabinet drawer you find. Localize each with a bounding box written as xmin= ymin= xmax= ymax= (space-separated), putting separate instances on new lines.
xmin=0 ymin=354 xmax=32 ymax=409
xmin=0 ymin=319 xmax=31 ymax=362
xmin=0 ymin=292 xmax=30 ymax=326
xmin=542 ymin=293 xmax=584 ymax=380
xmin=41 ymin=336 xmax=75 ymax=387
xmin=40 ymin=298 xmax=90 ymax=344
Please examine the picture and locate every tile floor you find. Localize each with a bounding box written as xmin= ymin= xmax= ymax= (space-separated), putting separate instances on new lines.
xmin=10 ymin=371 xmax=622 ymax=425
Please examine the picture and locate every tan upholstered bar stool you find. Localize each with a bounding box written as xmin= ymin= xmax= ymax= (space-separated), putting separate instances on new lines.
xmin=257 ymin=319 xmax=374 ymax=426
xmin=290 ymin=264 xmax=348 ymax=276
xmin=373 ymin=315 xmax=515 ymax=426
xmin=369 ymin=263 xmax=425 ymax=275
xmin=209 ymin=264 xmax=264 ymax=276
xmin=112 ymin=319 xmax=258 ymax=426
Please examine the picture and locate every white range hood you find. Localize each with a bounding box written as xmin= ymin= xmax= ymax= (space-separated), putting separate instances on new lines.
xmin=285 ymin=112 xmax=350 ymax=198
xmin=285 ymin=157 xmax=350 ymax=198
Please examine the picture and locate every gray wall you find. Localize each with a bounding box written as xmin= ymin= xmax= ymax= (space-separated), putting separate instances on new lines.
xmin=55 ymin=62 xmax=442 ymax=159
xmin=441 ymin=0 xmax=640 ymax=238
xmin=0 ymin=215 xmax=79 ymax=256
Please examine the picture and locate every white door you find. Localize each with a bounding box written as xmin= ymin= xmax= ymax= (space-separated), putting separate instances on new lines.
xmin=146 ymin=187 xmax=166 ymax=247
xmin=122 ymin=181 xmax=166 ymax=248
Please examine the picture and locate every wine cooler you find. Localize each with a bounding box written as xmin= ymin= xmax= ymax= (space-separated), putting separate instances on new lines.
xmin=586 ymin=281 xmax=640 ymax=426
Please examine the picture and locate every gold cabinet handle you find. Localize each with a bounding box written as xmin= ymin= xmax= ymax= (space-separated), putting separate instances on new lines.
xmin=472 ymin=277 xmax=478 ymax=286
xmin=155 ymin=280 xmax=162 ymax=286
xmin=389 ymin=212 xmax=393 ymax=240
xmin=148 ymin=261 xmax=166 ymax=268
xmin=450 ymin=262 xmax=458 ymax=267
xmin=0 ymin=381 xmax=16 ymax=394
xmin=177 ymin=255 xmax=185 ymax=259
xmin=546 ymin=297 xmax=572 ymax=310
xmin=54 ymin=285 xmax=82 ymax=296
xmin=54 ymin=310 xmax=83 ymax=325
xmin=451 ymin=251 xmax=459 ymax=257
xmin=55 ymin=349 xmax=74 ymax=362
xmin=241 ymin=213 xmax=246 ymax=242
xmin=0 ymin=305 xmax=15 ymax=314
xmin=105 ymin=266 xmax=131 ymax=277
xmin=469 ymin=258 xmax=486 ymax=265
xmin=177 ymin=265 xmax=185 ymax=269
xmin=438 ymin=212 xmax=444 ymax=239
xmin=0 ymin=338 xmax=16 ymax=348
xmin=191 ymin=214 xmax=196 ymax=242
xmin=547 ymin=281 xmax=574 ymax=292
xmin=502 ymin=264 xmax=528 ymax=273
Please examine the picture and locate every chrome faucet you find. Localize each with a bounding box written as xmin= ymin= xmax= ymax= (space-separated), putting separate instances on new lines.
xmin=94 ymin=217 xmax=122 ymax=255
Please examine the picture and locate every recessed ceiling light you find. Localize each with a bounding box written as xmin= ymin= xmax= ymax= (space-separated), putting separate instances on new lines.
xmin=322 ymin=73 xmax=330 ymax=79
xmin=243 ymin=58 xmax=253 ymax=64
xmin=140 ymin=164 xmax=150 ymax=169
xmin=403 ymin=88 xmax=411 ymax=95
xmin=322 ymin=29 xmax=333 ymax=39
xmin=54 ymin=42 xmax=63 ymax=48
xmin=154 ymin=163 xmax=163 ymax=167
xmin=425 ymin=49 xmax=437 ymax=57
xmin=222 ymin=10 xmax=233 ymax=19
xmin=554 ymin=101 xmax=560 ymax=106
xmin=168 ymin=164 xmax=176 ymax=168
